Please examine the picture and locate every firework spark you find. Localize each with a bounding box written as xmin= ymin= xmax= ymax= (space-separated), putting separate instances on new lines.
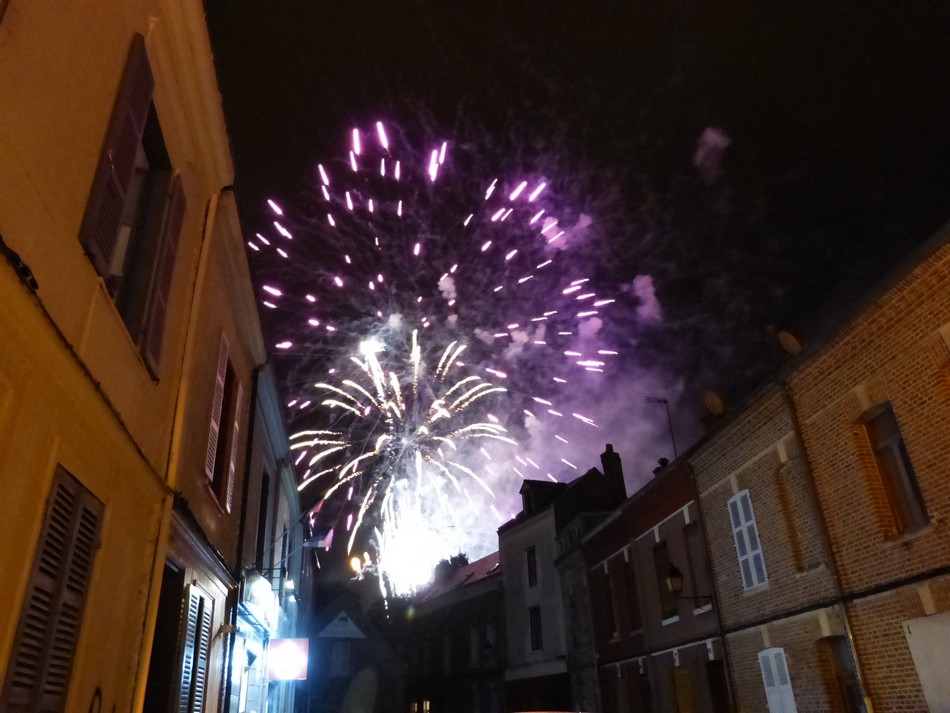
xmin=251 ymin=122 xmax=617 ymax=595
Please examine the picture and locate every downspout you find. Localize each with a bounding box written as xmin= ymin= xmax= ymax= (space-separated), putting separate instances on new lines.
xmin=132 ymin=187 xmax=226 ymax=712
xmin=688 ymin=462 xmax=740 ymax=713
xmin=779 ymin=382 xmax=873 ymax=712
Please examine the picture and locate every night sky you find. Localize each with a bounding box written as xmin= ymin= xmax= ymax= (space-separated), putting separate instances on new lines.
xmin=205 ymin=1 xmax=950 ymax=501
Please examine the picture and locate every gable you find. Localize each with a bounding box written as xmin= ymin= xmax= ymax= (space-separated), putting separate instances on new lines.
xmin=317 ymin=611 xmax=366 ymax=639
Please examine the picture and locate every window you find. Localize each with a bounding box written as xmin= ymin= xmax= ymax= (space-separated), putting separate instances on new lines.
xmin=623 ymin=559 xmax=642 ymax=630
xmin=330 ymin=640 xmax=350 ymax=677
xmin=603 ymin=570 xmax=619 ymax=637
xmin=177 ymin=585 xmax=214 ymax=713
xmin=470 ymin=625 xmax=480 ymax=668
xmin=683 ymin=522 xmax=711 ymax=608
xmin=206 ymin=336 xmax=243 ymax=512
xmin=653 ymin=541 xmax=678 ymax=619
xmin=865 ymin=405 xmax=928 ymax=533
xmin=758 ymin=647 xmax=797 ymax=713
xmin=727 ymin=490 xmax=768 ymax=590
xmin=78 ymin=34 xmax=186 ymax=373
xmin=1 ymin=468 xmax=103 ymax=712
xmin=528 ymin=606 xmax=543 ymax=651
xmin=526 ymin=546 xmax=537 ymax=587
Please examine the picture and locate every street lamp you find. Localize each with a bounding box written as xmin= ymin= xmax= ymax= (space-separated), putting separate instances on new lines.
xmin=665 ymin=563 xmax=713 ymax=606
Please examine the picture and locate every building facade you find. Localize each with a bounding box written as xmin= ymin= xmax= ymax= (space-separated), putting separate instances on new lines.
xmin=0 ymin=3 xmax=301 ymax=711
xmin=787 ymin=228 xmax=950 ymax=712
xmin=584 ymin=461 xmax=728 ymax=713
xmin=690 ymin=385 xmax=860 ymax=713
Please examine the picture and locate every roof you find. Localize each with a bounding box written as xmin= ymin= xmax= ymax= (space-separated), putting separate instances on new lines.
xmin=413 ymin=550 xmax=501 ymax=602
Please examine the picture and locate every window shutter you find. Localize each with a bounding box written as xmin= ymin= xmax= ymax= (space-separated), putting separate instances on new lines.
xmin=728 ymin=490 xmax=767 ymax=589
xmin=205 ymin=337 xmax=229 ymax=481
xmin=142 ymin=173 xmax=186 ymax=373
xmin=1 ymin=468 xmax=103 ymax=712
xmin=177 ymin=587 xmax=200 ymax=713
xmin=79 ymin=34 xmax=154 ymax=278
xmin=191 ymin=599 xmax=213 ymax=713
xmin=225 ymin=382 xmax=243 ymax=513
xmin=758 ymin=648 xmax=797 ymax=713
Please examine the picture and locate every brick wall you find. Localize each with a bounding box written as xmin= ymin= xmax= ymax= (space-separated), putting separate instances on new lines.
xmin=691 ymin=388 xmax=838 ymax=630
xmin=788 ymin=234 xmax=950 ymax=710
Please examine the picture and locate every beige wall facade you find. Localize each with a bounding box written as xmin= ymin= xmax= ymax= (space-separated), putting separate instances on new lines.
xmin=0 ymin=1 xmax=264 ymax=711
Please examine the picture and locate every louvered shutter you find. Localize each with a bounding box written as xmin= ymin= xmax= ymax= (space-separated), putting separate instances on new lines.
xmin=190 ymin=599 xmax=213 ymax=713
xmin=225 ymin=382 xmax=243 ymax=513
xmin=205 ymin=337 xmax=229 ymax=481
xmin=1 ymin=468 xmax=103 ymax=713
xmin=142 ymin=174 xmax=186 ymax=373
xmin=728 ymin=490 xmax=768 ymax=589
xmin=78 ymin=34 xmax=153 ymax=279
xmin=177 ymin=587 xmax=200 ymax=713
xmin=758 ymin=648 xmax=797 ymax=713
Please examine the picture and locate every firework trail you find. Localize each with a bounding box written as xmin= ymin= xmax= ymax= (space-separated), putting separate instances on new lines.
xmin=249 ymin=122 xmax=621 ymax=595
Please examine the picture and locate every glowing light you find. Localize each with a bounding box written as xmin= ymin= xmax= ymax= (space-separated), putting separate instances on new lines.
xmin=262 ymin=285 xmax=282 ymax=297
xmin=276 ymin=341 xmax=292 ymax=350
xmin=509 ymin=181 xmax=528 ymax=200
xmin=528 ymin=182 xmax=546 ymax=201
xmin=268 ymin=199 xmax=283 ymax=215
xmin=376 ymin=121 xmax=389 ymax=150
xmin=318 ymin=164 xmax=330 ymax=185
xmin=352 ymin=128 xmax=362 ymax=155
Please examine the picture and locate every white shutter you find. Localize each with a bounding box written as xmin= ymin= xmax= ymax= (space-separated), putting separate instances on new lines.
xmin=205 ymin=336 xmax=229 ymax=480
xmin=728 ymin=490 xmax=768 ymax=589
xmin=758 ymin=647 xmax=797 ymax=713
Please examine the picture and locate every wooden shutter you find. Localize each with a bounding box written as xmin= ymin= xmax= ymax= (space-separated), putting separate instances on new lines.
xmin=176 ymin=586 xmax=213 ymax=713
xmin=78 ymin=34 xmax=153 ymax=279
xmin=191 ymin=599 xmax=213 ymax=713
xmin=141 ymin=173 xmax=186 ymax=373
xmin=728 ymin=490 xmax=768 ymax=589
xmin=205 ymin=337 xmax=229 ymax=481
xmin=2 ymin=468 xmax=103 ymax=712
xmin=224 ymin=382 xmax=243 ymax=513
xmin=758 ymin=648 xmax=797 ymax=713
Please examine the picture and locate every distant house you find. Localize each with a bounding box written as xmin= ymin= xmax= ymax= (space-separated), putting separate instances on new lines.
xmin=406 ymin=552 xmax=506 ymax=713
xmin=309 ymin=596 xmax=402 ymax=713
xmin=499 ymin=447 xmax=626 ymax=712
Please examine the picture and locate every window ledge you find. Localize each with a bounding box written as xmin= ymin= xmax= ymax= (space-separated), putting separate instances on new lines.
xmin=882 ymin=522 xmax=935 ymax=548
xmin=661 ymin=615 xmax=680 ymax=627
xmin=742 ymin=582 xmax=769 ymax=597
xmin=793 ymin=562 xmax=828 ymax=579
xmin=692 ymin=604 xmax=713 ymax=615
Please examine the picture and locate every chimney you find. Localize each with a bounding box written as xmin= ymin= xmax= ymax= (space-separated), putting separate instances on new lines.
xmin=600 ymin=444 xmax=626 ymax=500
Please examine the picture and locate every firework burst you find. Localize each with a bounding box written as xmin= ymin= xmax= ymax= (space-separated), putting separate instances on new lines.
xmin=250 ymin=121 xmax=618 ymax=595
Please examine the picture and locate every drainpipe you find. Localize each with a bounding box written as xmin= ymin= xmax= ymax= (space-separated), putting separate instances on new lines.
xmin=779 ymin=381 xmax=872 ymax=712
xmin=132 ymin=187 xmax=225 ymax=711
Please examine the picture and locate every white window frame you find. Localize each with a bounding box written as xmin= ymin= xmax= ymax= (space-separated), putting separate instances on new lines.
xmin=727 ymin=489 xmax=768 ymax=589
xmin=758 ymin=647 xmax=797 ymax=713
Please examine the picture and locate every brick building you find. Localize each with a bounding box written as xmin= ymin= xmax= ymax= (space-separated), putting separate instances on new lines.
xmin=584 ymin=460 xmax=729 ymax=712
xmin=787 ymin=226 xmax=950 ymax=711
xmin=690 ymin=384 xmax=862 ymax=713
